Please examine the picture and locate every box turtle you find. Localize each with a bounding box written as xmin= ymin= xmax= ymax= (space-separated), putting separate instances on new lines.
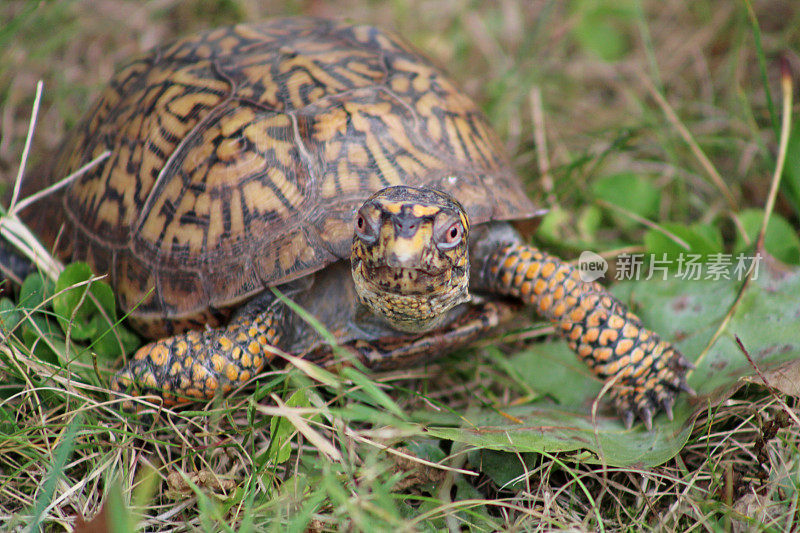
xmin=20 ymin=17 xmax=692 ymax=428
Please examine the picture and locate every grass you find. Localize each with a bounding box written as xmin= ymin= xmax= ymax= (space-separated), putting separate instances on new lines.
xmin=2 ymin=0 xmax=800 ymax=530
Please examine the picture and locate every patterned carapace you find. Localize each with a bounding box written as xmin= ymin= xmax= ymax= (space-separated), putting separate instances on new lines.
xmin=33 ymin=17 xmax=536 ymax=336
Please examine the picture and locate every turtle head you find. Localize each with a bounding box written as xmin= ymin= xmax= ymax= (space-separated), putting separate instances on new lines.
xmin=350 ymin=185 xmax=470 ymax=333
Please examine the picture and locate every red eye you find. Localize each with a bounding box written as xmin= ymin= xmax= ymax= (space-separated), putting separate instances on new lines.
xmin=447 ymin=225 xmax=460 ymax=241
xmin=355 ymin=212 xmax=377 ymax=243
xmin=439 ymin=223 xmax=462 ymax=248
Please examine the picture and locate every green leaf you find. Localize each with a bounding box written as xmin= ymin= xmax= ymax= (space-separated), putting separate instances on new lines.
xmin=87 ymin=315 xmax=141 ymax=359
xmin=52 ymin=264 xmax=94 ymax=337
xmin=19 ymin=273 xmax=53 ymax=310
xmin=21 ymin=313 xmax=63 ymax=365
xmin=734 ymin=209 xmax=800 ymax=265
xmin=535 ymin=205 xmax=571 ymax=244
xmin=0 ymin=297 xmax=22 ymax=334
xmin=592 ymin=172 xmax=661 ymax=221
xmin=52 ymin=262 xmax=138 ymax=358
xmin=267 ymin=388 xmax=315 ymax=464
xmin=627 ymin=255 xmax=800 ymax=398
xmin=644 ymin=222 xmax=723 ymax=262
xmin=53 ymin=263 xmax=111 ymax=339
xmin=571 ymin=0 xmax=635 ymax=61
xmin=576 ymin=204 xmax=603 ymax=242
xmin=419 ymin=350 xmax=692 ymax=468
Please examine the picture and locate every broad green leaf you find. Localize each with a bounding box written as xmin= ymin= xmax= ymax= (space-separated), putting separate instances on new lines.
xmin=413 ymin=255 xmax=800 ymax=467
xmin=418 ymin=364 xmax=692 ymax=468
xmin=0 ymin=297 xmax=21 ymax=333
xmin=468 ymin=448 xmax=531 ymax=490
xmin=592 ymin=172 xmax=660 ymax=221
xmin=535 ymin=205 xmax=571 ymax=244
xmin=577 ymin=205 xmax=603 ymax=243
xmin=571 ymin=0 xmax=635 ymax=61
xmin=52 ymin=262 xmax=138 ymax=358
xmin=21 ymin=312 xmax=62 ymax=365
xmin=628 ymin=255 xmax=800 ymax=399
xmin=53 ymin=263 xmax=113 ymax=340
xmin=87 ymin=315 xmax=140 ymax=359
xmin=734 ymin=209 xmax=800 ymax=265
xmin=19 ymin=273 xmax=53 ymax=310
xmin=644 ymin=222 xmax=723 ymax=262
xmin=535 ymin=205 xmax=609 ymax=251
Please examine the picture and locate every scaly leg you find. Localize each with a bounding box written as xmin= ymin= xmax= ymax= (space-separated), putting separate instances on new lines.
xmin=112 ymin=298 xmax=517 ymax=406
xmin=482 ymin=244 xmax=693 ymax=429
xmin=110 ymin=308 xmax=284 ymax=407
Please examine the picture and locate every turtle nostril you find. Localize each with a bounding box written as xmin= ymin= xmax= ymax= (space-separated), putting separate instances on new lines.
xmin=394 ymin=218 xmax=419 ymax=237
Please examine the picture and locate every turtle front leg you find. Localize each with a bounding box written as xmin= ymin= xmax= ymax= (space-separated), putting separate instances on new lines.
xmin=111 ymin=308 xmax=284 ymax=407
xmin=481 ymin=244 xmax=693 ymax=429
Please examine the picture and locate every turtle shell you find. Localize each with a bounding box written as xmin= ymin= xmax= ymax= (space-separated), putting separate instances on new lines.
xmin=34 ymin=17 xmax=538 ymax=337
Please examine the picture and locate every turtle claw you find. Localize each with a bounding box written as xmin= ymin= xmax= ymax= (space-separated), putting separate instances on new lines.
xmin=622 ymin=344 xmax=693 ymax=429
xmin=640 ymin=406 xmax=654 ymax=431
xmin=661 ymin=397 xmax=675 ymax=421
xmin=612 ymin=354 xmax=691 ymax=430
xmin=623 ymin=410 xmax=635 ymax=430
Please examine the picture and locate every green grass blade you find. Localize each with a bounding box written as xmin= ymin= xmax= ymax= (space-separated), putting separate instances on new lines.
xmin=25 ymin=413 xmax=82 ymax=531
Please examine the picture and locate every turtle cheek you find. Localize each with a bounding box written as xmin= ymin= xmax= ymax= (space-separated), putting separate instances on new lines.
xmin=434 ymin=239 xmax=469 ymax=276
xmin=449 ymin=249 xmax=470 ymax=297
xmin=351 ymin=229 xmax=382 ymax=269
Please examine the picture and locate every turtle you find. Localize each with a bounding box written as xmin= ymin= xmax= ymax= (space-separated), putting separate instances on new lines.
xmin=18 ymin=17 xmax=693 ymax=428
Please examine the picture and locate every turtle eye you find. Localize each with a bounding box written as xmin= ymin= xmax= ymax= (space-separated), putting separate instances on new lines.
xmin=355 ymin=211 xmax=377 ymax=244
xmin=437 ymin=222 xmax=463 ymax=250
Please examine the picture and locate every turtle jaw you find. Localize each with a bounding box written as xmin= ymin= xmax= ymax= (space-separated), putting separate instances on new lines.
xmin=350 ymin=186 xmax=471 ymax=333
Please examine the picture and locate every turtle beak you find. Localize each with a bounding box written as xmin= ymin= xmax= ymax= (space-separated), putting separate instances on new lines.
xmin=386 ymin=239 xmax=423 ymax=268
xmin=385 ymin=213 xmax=430 ymax=268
